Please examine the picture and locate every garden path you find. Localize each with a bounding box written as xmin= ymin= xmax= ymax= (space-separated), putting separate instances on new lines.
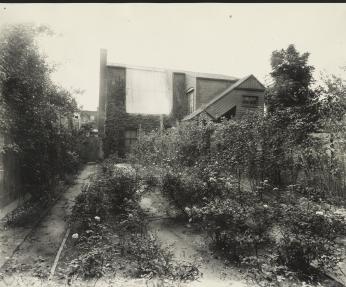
xmin=0 ymin=163 xmax=98 ymax=285
xmin=139 ymin=187 xmax=249 ymax=287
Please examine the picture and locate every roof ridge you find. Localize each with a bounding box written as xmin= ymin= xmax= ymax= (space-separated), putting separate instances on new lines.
xmin=106 ymin=62 xmax=239 ymax=81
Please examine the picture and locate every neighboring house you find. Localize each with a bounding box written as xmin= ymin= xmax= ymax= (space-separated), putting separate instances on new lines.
xmin=98 ymin=49 xmax=265 ymax=156
xmin=182 ymin=74 xmax=265 ymax=122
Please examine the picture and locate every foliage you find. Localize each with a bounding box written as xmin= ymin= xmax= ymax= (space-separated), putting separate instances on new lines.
xmin=3 ymin=198 xmax=46 ymax=227
xmin=266 ymin=44 xmax=316 ymax=114
xmin=276 ymin=196 xmax=346 ymax=272
xmin=130 ymin=120 xmax=214 ymax=170
xmin=130 ymin=117 xmax=346 ymax=283
xmin=318 ymin=73 xmax=346 ymax=133
xmin=162 ymin=170 xmax=209 ymax=211
xmin=122 ymin=233 xmax=200 ymax=281
xmin=263 ymin=45 xmax=320 ymax=185
xmin=70 ymin=165 xmax=138 ymax=233
xmin=210 ymin=112 xmax=263 ymax=182
xmin=70 ymin=248 xmax=105 ymax=279
xmin=68 ymin=161 xmax=200 ymax=282
xmin=0 ymin=24 xmax=81 ymax=198
xmin=126 ymin=44 xmax=346 ymax=285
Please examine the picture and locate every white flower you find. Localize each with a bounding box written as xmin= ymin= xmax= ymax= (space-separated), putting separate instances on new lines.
xmin=263 ymin=204 xmax=269 ymax=208
xmin=94 ymin=216 xmax=101 ymax=222
xmin=225 ymin=182 xmax=233 ymax=189
xmin=263 ymin=180 xmax=269 ymax=184
xmin=316 ymin=211 xmax=324 ymax=216
xmin=72 ymin=233 xmax=79 ymax=239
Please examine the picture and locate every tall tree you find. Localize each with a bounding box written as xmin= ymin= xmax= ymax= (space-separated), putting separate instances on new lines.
xmin=0 ymin=24 xmax=78 ymax=198
xmin=265 ymin=44 xmax=320 ymax=143
xmin=262 ymin=45 xmax=320 ymax=185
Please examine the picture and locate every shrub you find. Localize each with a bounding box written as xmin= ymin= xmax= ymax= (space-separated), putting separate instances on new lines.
xmin=188 ymin=188 xmax=275 ymax=262
xmin=276 ymin=197 xmax=346 ymax=272
xmin=162 ymin=171 xmax=206 ymax=211
xmin=70 ymin=165 xmax=138 ymax=233
xmin=121 ymin=233 xmax=174 ymax=279
xmin=3 ymin=199 xmax=46 ymax=227
xmin=0 ymin=24 xmax=83 ymax=199
xmin=68 ymin=157 xmax=202 ymax=282
xmin=70 ymin=248 xmax=105 ymax=279
xmin=121 ymin=233 xmax=200 ymax=281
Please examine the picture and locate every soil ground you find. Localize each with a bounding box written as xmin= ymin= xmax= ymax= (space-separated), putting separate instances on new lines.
xmin=0 ymin=164 xmax=344 ymax=287
xmin=0 ymin=164 xmax=98 ymax=285
xmin=139 ymin=187 xmax=249 ymax=287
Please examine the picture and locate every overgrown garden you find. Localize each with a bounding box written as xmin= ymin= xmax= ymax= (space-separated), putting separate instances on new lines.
xmin=1 ymin=23 xmax=345 ymax=286
xmin=126 ymin=45 xmax=346 ymax=286
xmin=0 ymin=24 xmax=84 ymax=226
xmin=62 ymin=157 xmax=200 ymax=284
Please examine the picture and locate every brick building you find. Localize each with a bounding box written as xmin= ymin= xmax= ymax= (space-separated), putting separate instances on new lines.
xmin=98 ymin=49 xmax=265 ymax=156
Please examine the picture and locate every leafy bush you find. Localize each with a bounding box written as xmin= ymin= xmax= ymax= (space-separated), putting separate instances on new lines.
xmin=163 ymin=167 xmax=346 ymax=280
xmin=141 ymin=168 xmax=160 ymax=188
xmin=162 ymin=171 xmax=207 ymax=210
xmin=276 ymin=197 xmax=346 ymax=272
xmin=68 ymin=160 xmax=201 ymax=282
xmin=121 ymin=233 xmax=174 ymax=279
xmin=188 ymin=185 xmax=275 ymax=262
xmin=3 ymin=199 xmax=46 ymax=227
xmin=162 ymin=168 xmax=234 ymax=212
xmin=121 ymin=233 xmax=200 ymax=281
xmin=70 ymin=248 xmax=105 ymax=279
xmin=0 ymin=24 xmax=83 ymax=200
xmin=70 ymin=165 xmax=138 ymax=233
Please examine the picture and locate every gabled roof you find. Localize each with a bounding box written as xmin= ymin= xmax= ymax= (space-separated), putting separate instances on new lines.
xmin=182 ymin=74 xmax=265 ymax=121
xmin=182 ymin=105 xmax=210 ymax=121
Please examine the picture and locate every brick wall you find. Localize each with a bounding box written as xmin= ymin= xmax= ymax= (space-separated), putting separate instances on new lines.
xmin=103 ymin=66 xmax=169 ymax=157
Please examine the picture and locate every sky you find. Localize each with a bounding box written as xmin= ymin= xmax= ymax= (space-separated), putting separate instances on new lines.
xmin=0 ymin=3 xmax=346 ymax=112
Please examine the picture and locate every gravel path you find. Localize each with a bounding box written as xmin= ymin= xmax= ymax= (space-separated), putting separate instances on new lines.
xmin=0 ymin=164 xmax=98 ymax=284
xmin=139 ymin=187 xmax=249 ymax=287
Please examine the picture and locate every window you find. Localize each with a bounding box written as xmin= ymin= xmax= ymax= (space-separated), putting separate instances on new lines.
xmin=242 ymin=95 xmax=259 ymax=107
xmin=124 ymin=129 xmax=138 ymax=150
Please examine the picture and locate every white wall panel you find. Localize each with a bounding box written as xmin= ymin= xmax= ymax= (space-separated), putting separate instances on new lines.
xmin=126 ymin=68 xmax=172 ymax=114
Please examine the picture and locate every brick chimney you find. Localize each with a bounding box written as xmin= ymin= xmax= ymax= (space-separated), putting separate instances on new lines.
xmin=98 ymin=49 xmax=107 ymax=135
